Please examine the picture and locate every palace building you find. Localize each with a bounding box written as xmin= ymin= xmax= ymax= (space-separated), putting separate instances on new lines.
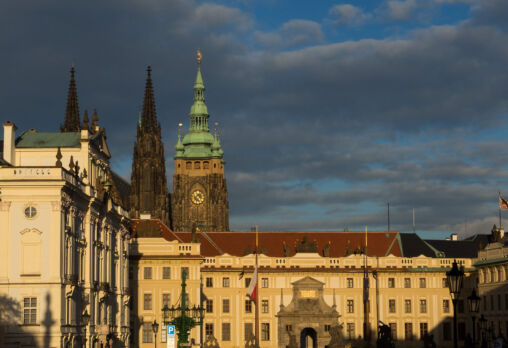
xmin=1 ymin=57 xmax=508 ymax=348
xmin=0 ymin=68 xmax=131 ymax=348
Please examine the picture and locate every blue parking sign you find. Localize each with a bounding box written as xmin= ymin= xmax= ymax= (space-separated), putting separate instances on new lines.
xmin=167 ymin=325 xmax=176 ymax=337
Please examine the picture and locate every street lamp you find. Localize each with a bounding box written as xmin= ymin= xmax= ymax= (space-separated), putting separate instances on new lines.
xmin=82 ymin=310 xmax=90 ymax=348
xmin=479 ymin=314 xmax=487 ymax=346
xmin=162 ymin=269 xmax=205 ymax=348
xmin=447 ymin=260 xmax=464 ymax=348
xmin=467 ymin=289 xmax=481 ymax=347
xmin=152 ymin=319 xmax=159 ymax=348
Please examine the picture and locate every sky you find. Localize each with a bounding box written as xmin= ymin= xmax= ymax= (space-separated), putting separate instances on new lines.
xmin=2 ymin=0 xmax=508 ymax=238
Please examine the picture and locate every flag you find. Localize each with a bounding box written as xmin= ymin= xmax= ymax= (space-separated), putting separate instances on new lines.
xmin=246 ymin=268 xmax=258 ymax=303
xmin=363 ymin=278 xmax=369 ymax=302
xmin=500 ymin=194 xmax=508 ymax=210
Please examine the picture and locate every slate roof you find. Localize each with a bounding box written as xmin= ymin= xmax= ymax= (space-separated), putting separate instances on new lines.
xmin=173 ymin=231 xmax=402 ymax=258
xmin=110 ymin=170 xmax=131 ymax=207
xmin=16 ymin=131 xmax=81 ymax=148
xmin=424 ymin=239 xmax=480 ymax=258
xmin=399 ymin=233 xmax=439 ymax=257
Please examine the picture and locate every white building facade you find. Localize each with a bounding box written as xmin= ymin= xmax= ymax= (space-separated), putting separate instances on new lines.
xmin=0 ymin=120 xmax=131 ymax=348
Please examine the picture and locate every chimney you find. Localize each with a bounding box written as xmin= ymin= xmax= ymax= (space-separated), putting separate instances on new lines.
xmin=450 ymin=233 xmax=458 ymax=241
xmin=3 ymin=121 xmax=17 ymax=165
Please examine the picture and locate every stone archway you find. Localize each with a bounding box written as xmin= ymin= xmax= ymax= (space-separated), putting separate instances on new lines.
xmin=277 ymin=277 xmax=340 ymax=348
xmin=300 ymin=327 xmax=317 ymax=348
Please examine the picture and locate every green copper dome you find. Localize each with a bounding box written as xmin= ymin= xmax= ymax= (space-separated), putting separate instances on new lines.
xmin=175 ymin=56 xmax=224 ymax=160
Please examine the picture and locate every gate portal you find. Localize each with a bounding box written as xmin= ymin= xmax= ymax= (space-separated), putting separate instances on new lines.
xmin=300 ymin=328 xmax=317 ymax=348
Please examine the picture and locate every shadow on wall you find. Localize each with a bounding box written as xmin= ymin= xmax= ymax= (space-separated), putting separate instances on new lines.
xmin=0 ymin=293 xmax=55 ymax=348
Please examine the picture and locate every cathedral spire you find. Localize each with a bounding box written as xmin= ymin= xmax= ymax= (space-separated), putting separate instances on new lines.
xmin=129 ymin=66 xmax=170 ymax=227
xmin=189 ymin=51 xmax=209 ymax=132
xmin=141 ymin=66 xmax=158 ymax=132
xmin=61 ymin=66 xmax=81 ymax=132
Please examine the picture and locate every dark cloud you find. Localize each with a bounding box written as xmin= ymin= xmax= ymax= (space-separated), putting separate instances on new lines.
xmin=2 ymin=0 xmax=508 ymax=237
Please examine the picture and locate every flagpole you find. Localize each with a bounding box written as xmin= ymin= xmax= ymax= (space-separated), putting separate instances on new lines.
xmin=499 ymin=192 xmax=502 ymax=229
xmin=387 ymin=202 xmax=390 ymax=232
xmin=412 ymin=208 xmax=415 ymax=233
xmin=255 ymin=225 xmax=259 ymax=348
xmin=363 ymin=225 xmax=370 ymax=342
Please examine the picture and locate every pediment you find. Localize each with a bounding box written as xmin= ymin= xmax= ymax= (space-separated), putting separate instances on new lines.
xmin=291 ymin=276 xmax=324 ymax=287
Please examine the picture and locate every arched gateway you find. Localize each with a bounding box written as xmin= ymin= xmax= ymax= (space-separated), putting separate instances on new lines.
xmin=276 ymin=277 xmax=340 ymax=348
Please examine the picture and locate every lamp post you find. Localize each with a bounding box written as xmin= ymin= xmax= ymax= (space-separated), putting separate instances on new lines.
xmin=447 ymin=260 xmax=464 ymax=348
xmin=152 ymin=319 xmax=159 ymax=348
xmin=467 ymin=289 xmax=481 ymax=347
xmin=81 ymin=310 xmax=90 ymax=348
xmin=479 ymin=315 xmax=487 ymax=347
xmin=162 ymin=269 xmax=204 ymax=348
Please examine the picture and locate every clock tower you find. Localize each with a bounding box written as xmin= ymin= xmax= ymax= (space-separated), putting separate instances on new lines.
xmin=171 ymin=53 xmax=229 ymax=232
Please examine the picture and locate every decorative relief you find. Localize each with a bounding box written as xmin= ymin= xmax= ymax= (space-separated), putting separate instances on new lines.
xmin=0 ymin=201 xmax=11 ymax=211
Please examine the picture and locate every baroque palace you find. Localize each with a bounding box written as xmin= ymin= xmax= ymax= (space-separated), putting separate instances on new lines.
xmin=1 ymin=57 xmax=508 ymax=348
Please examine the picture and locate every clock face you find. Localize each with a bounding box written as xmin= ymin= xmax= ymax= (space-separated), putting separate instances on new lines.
xmin=191 ymin=190 xmax=205 ymax=205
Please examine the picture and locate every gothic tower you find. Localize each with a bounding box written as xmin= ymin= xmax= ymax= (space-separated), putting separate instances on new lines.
xmin=172 ymin=54 xmax=229 ymax=232
xmin=60 ymin=67 xmax=81 ymax=132
xmin=129 ymin=67 xmax=171 ymax=225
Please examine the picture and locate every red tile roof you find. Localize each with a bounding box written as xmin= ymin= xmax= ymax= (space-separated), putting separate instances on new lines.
xmin=131 ymin=219 xmax=182 ymax=242
xmin=174 ymin=231 xmax=401 ymax=258
xmin=130 ymin=221 xmax=402 ymax=258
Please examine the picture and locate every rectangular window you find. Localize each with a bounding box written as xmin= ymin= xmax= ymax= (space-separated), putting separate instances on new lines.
xmin=144 ymin=294 xmax=152 ymax=310
xmin=347 ymin=299 xmax=354 ymax=313
xmin=245 ymin=299 xmax=252 ymax=313
xmin=144 ymin=267 xmax=152 ymax=279
xmin=262 ymin=299 xmax=269 ymax=313
xmin=347 ymin=278 xmax=354 ymax=288
xmin=458 ymin=299 xmax=464 ymax=313
xmin=420 ymin=323 xmax=428 ymax=339
xmin=324 ymin=324 xmax=331 ymax=332
xmin=404 ymin=278 xmax=411 ymax=288
xmin=483 ymin=296 xmax=487 ymax=311
xmin=405 ymin=299 xmax=412 ymax=313
xmin=286 ymin=325 xmax=293 ymax=332
xmin=223 ymin=299 xmax=230 ymax=313
xmin=245 ymin=323 xmax=253 ymax=339
xmin=443 ymin=322 xmax=452 ymax=341
xmin=505 ymin=294 xmax=508 ymax=310
xmin=161 ymin=324 xmax=167 ymax=343
xmin=162 ymin=293 xmax=171 ymax=307
xmin=206 ymin=277 xmax=213 ymax=288
xmin=388 ymin=278 xmax=395 ymax=288
xmin=443 ymin=299 xmax=450 ymax=313
xmin=222 ymin=277 xmax=230 ymax=288
xmin=143 ymin=322 xmax=153 ymax=343
xmin=245 ymin=278 xmax=251 ymax=288
xmin=222 ymin=323 xmax=231 ymax=341
xmin=347 ymin=323 xmax=355 ymax=339
xmin=458 ymin=322 xmax=466 ymax=340
xmin=405 ymin=323 xmax=413 ymax=340
xmin=206 ymin=299 xmax=213 ymax=313
xmin=389 ymin=323 xmax=397 ymax=340
xmin=261 ymin=323 xmax=270 ymax=341
xmin=420 ymin=299 xmax=427 ymax=313
xmin=205 ymin=323 xmax=214 ymax=338
xmin=389 ymin=299 xmax=396 ymax=313
xmin=419 ymin=278 xmax=426 ymax=288
xmin=442 ymin=277 xmax=448 ymax=288
xmin=162 ymin=267 xmax=171 ymax=279
xmin=491 ymin=295 xmax=495 ymax=310
xmin=261 ymin=278 xmax=269 ymax=288
xmin=498 ymin=294 xmax=502 ymax=311
xmin=23 ymin=297 xmax=37 ymax=325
